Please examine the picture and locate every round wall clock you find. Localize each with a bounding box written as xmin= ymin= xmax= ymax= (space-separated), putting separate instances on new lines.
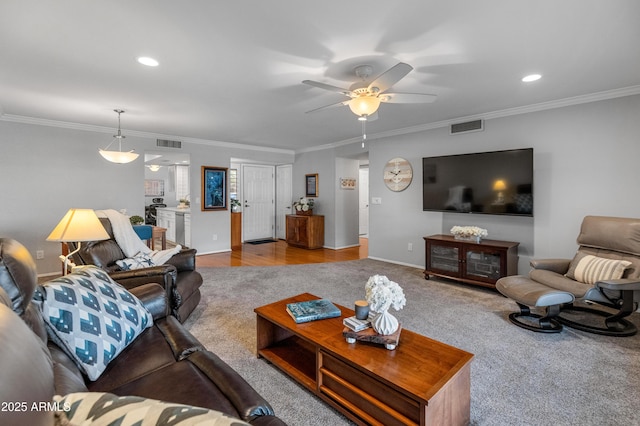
xmin=383 ymin=157 xmax=413 ymax=192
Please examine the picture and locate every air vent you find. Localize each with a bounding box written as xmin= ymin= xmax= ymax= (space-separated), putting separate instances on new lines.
xmin=450 ymin=119 xmax=484 ymax=135
xmin=156 ymin=139 xmax=182 ymax=148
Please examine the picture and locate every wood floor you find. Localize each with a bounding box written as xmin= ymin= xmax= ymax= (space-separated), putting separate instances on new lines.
xmin=196 ymin=237 xmax=368 ymax=267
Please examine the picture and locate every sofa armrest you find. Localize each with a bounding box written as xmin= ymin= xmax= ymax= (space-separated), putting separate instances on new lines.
xmin=166 ymin=248 xmax=197 ymax=272
xmin=530 ymin=258 xmax=571 ymax=274
xmin=187 ymin=350 xmax=277 ymax=423
xmin=109 ymin=265 xmax=176 ymax=294
xmin=597 ymin=278 xmax=640 ymax=291
xmin=129 ymin=283 xmax=169 ymax=320
xmin=156 ymin=315 xmax=205 ymax=360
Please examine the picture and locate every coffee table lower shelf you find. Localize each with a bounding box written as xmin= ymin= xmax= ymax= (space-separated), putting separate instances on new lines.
xmin=255 ymin=293 xmax=473 ymax=426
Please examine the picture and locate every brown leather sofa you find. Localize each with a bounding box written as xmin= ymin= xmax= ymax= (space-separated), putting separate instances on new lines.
xmin=67 ymin=217 xmax=202 ymax=322
xmin=0 ymin=238 xmax=286 ymax=425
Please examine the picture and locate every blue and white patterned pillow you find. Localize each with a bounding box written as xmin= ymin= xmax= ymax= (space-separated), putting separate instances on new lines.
xmin=36 ymin=266 xmax=153 ymax=381
xmin=116 ymin=252 xmax=155 ymax=270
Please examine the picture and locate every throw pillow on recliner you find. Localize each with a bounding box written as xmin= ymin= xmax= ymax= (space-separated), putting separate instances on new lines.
xmin=565 ymin=252 xmax=632 ymax=285
xmin=34 ymin=266 xmax=152 ymax=381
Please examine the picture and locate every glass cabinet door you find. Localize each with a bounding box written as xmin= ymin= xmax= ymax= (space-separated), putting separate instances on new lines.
xmin=429 ymin=244 xmax=460 ymax=275
xmin=465 ymin=250 xmax=502 ymax=282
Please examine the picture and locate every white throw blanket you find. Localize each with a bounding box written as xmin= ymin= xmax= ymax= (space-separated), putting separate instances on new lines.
xmin=96 ymin=209 xmax=182 ymax=265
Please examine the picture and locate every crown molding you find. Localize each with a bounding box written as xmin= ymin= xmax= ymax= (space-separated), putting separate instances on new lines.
xmin=296 ymin=85 xmax=640 ymax=154
xmin=0 ymin=114 xmax=295 ymax=156
xmin=2 ymin=85 xmax=638 ymax=156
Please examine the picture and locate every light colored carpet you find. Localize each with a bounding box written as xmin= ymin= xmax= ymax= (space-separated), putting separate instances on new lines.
xmin=183 ymin=259 xmax=640 ymax=426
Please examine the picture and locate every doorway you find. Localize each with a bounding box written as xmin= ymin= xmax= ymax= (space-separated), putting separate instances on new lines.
xmin=144 ymin=151 xmax=191 ymax=246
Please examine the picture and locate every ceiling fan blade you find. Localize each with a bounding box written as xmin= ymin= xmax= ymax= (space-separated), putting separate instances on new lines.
xmin=380 ymin=92 xmax=437 ymax=104
xmin=368 ymin=62 xmax=413 ymax=94
xmin=302 ymin=80 xmax=352 ymax=96
xmin=305 ymin=99 xmax=350 ymax=114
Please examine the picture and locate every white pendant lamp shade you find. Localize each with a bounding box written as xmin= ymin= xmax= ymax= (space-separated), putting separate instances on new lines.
xmin=99 ymin=109 xmax=139 ymax=164
xmin=349 ymin=95 xmax=381 ymax=117
xmin=99 ymin=149 xmax=139 ymax=164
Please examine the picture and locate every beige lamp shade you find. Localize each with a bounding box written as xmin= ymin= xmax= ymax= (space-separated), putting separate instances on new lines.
xmin=47 ymin=209 xmax=110 ymax=242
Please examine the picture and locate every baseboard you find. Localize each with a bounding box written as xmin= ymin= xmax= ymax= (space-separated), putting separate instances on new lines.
xmin=196 ymin=249 xmax=232 ymax=255
xmin=367 ymin=256 xmax=424 ymax=270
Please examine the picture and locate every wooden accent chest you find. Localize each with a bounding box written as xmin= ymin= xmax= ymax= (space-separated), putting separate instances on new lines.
xmin=286 ymin=214 xmax=324 ymax=249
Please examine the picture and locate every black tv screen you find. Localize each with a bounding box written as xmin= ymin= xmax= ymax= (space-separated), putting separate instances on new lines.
xmin=422 ymin=148 xmax=533 ymax=216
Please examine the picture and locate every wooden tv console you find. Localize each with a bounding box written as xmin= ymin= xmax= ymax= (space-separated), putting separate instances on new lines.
xmin=255 ymin=293 xmax=474 ymax=425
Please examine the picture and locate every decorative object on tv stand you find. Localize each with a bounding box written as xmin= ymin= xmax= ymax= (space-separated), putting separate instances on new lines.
xmin=365 ymin=275 xmax=406 ymax=335
xmin=98 ymin=109 xmax=139 ymax=164
xmin=293 ymin=197 xmax=314 ymax=216
xmin=450 ymin=226 xmax=488 ymax=242
xmin=46 ymin=209 xmax=110 ymax=275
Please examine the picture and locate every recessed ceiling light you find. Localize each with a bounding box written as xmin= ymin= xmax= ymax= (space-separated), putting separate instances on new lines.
xmin=137 ymin=57 xmax=159 ymax=67
xmin=522 ymin=74 xmax=542 ymax=82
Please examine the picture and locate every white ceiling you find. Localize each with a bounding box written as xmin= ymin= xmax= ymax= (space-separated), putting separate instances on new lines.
xmin=1 ymin=1 xmax=639 ymax=152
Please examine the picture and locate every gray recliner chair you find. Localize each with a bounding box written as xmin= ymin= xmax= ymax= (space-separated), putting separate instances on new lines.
xmin=497 ymin=216 xmax=640 ymax=336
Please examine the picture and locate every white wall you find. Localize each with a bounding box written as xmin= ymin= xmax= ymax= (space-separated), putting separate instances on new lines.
xmin=366 ymin=94 xmax=640 ymax=271
xmin=0 ymin=120 xmax=293 ymax=274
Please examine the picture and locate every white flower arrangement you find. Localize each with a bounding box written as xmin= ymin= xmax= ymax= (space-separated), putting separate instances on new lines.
xmin=365 ymin=275 xmax=406 ymax=313
xmin=293 ymin=197 xmax=315 ymax=212
xmin=450 ymin=225 xmax=488 ymax=238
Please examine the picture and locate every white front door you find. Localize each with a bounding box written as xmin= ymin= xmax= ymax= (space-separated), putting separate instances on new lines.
xmin=276 ymin=164 xmax=293 ymax=239
xmin=359 ymin=167 xmax=369 ymax=235
xmin=242 ymin=164 xmax=275 ymax=241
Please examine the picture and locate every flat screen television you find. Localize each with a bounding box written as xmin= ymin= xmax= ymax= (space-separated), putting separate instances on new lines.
xmin=422 ymin=148 xmax=533 ymax=216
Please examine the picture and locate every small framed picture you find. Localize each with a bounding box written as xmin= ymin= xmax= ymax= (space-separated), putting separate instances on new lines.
xmin=340 ymin=177 xmax=356 ymax=190
xmin=201 ymin=166 xmax=227 ymax=211
xmin=306 ymin=173 xmax=318 ymax=197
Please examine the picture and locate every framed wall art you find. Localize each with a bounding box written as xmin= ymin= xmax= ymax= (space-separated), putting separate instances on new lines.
xmin=201 ymin=166 xmax=227 ymax=211
xmin=305 ymin=173 xmax=318 ymax=197
xmin=340 ymin=177 xmax=356 ymax=190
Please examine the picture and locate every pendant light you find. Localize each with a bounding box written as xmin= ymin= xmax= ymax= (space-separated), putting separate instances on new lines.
xmin=99 ymin=109 xmax=139 ymax=164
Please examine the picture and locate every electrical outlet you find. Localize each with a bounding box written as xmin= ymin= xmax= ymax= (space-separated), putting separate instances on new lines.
xmin=212 ymin=234 xmax=218 ymax=241
xmin=407 ymin=243 xmax=413 ymax=252
xmin=371 ymin=197 xmax=382 ymax=205
xmin=36 ymin=250 xmax=44 ymax=259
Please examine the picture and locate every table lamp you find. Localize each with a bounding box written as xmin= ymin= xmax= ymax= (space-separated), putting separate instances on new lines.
xmin=46 ymin=209 xmax=110 ymax=275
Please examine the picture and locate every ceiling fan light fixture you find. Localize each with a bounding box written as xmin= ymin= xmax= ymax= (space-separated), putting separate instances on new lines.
xmin=349 ymin=95 xmax=380 ymax=117
xmin=98 ymin=109 xmax=139 ymax=164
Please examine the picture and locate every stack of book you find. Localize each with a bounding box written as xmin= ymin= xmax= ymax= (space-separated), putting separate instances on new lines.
xmin=343 ymin=315 xmax=371 ymax=332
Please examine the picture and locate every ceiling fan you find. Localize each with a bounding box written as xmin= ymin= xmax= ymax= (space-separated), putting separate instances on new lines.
xmin=303 ymin=62 xmax=437 ymax=122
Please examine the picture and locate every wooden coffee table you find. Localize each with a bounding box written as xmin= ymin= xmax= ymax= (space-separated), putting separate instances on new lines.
xmin=255 ymin=293 xmax=474 ymax=426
